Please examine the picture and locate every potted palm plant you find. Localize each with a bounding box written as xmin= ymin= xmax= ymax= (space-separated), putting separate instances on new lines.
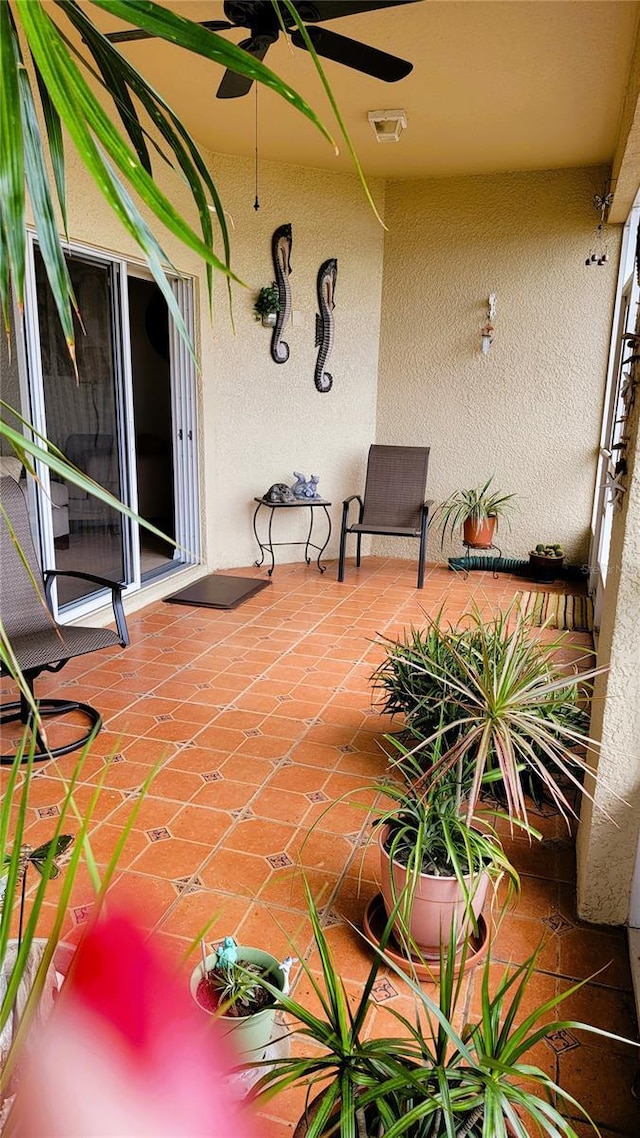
xmin=252 ymin=886 xmax=636 ymax=1137
xmin=436 ymin=477 xmax=514 ymax=549
xmin=189 ymin=936 xmax=286 ymax=1062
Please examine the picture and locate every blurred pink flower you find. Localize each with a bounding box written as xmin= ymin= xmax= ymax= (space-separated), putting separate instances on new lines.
xmin=15 ymin=907 xmax=257 ymax=1137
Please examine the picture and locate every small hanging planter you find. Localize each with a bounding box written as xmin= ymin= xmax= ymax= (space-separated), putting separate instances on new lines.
xmin=253 ymin=283 xmax=281 ymax=328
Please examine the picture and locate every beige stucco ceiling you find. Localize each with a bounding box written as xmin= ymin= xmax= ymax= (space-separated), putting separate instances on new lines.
xmin=93 ymin=1 xmax=639 ymax=179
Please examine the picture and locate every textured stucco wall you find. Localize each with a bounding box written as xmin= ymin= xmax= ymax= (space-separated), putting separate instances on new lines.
xmin=577 ymin=343 xmax=640 ymax=926
xmin=375 ymin=168 xmax=620 ymax=564
xmin=47 ymin=147 xmax=385 ymax=570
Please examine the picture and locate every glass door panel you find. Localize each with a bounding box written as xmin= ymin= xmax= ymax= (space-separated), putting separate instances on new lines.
xmin=33 ymin=248 xmax=129 ymax=607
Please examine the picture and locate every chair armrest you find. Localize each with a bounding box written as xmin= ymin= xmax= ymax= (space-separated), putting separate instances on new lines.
xmin=43 ymin=570 xmax=129 ymax=648
xmin=341 ymin=494 xmax=364 ymax=529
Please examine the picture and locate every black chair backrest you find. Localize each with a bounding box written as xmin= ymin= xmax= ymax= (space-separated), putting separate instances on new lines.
xmin=361 ymin=445 xmax=430 ymax=529
xmin=0 ymin=475 xmax=51 ymax=641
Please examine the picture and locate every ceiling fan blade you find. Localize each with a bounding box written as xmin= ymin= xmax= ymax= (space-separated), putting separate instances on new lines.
xmin=216 ymin=35 xmax=272 ymax=100
xmin=291 ymin=25 xmax=413 ymax=82
xmin=293 ymin=1 xmax=422 ymax=23
xmin=105 ymin=19 xmax=232 ymax=44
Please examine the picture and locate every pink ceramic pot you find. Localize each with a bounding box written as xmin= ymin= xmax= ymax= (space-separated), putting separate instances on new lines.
xmin=379 ymin=826 xmax=489 ymax=960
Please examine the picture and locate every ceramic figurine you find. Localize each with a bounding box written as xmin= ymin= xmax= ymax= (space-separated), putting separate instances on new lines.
xmin=291 ymin=473 xmax=321 ymax=500
xmin=278 ymin=955 xmax=298 ymax=995
xmin=291 ymin=472 xmax=307 ymax=498
xmin=215 ymin=936 xmax=238 ymax=970
xmin=306 ymin=475 xmax=320 ymax=499
xmin=265 ymin=483 xmax=295 ymax=504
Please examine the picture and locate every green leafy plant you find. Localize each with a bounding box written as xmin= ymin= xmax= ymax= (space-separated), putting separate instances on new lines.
xmin=252 ymin=886 xmax=635 ymax=1137
xmin=253 ymin=283 xmax=281 ymax=322
xmin=377 ymin=737 xmax=521 ymax=940
xmin=374 ymin=601 xmax=599 ymax=827
xmin=435 ymin=478 xmax=515 ymax=547
xmin=252 ymin=883 xmax=429 ymax=1138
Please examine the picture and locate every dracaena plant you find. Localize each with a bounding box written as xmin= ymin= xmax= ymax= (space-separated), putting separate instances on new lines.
xmin=374 ymin=600 xmax=601 ymax=828
xmin=252 ymin=885 xmax=636 ymax=1137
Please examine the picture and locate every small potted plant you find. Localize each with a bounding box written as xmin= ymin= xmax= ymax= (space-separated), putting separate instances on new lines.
xmin=529 ymin=542 xmax=565 ymax=581
xmin=253 ymin=283 xmax=281 ymax=327
xmin=189 ymin=936 xmax=286 ymax=1062
xmin=375 ymin=738 xmax=520 ymax=961
xmin=436 ymin=476 xmax=514 ymax=549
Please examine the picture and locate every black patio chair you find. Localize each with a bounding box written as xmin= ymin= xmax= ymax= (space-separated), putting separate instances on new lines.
xmin=338 ymin=445 xmax=433 ymax=589
xmin=0 ymin=474 xmax=129 ymax=764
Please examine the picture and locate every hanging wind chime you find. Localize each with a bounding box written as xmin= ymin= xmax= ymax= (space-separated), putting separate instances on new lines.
xmin=585 ymin=190 xmax=614 ymax=266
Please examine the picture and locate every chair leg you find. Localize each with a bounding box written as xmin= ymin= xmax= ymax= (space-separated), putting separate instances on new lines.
xmin=338 ymin=521 xmax=348 ymax=583
xmin=417 ymin=513 xmax=429 ymax=590
xmin=356 ymin=533 xmax=362 ymax=567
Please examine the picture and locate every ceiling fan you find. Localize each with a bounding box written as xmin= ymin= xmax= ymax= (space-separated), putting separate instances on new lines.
xmin=105 ymin=1 xmax=420 ymax=100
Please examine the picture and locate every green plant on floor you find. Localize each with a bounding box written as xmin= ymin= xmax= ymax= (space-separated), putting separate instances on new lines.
xmin=253 ymin=885 xmax=636 ymax=1137
xmin=253 ymin=283 xmax=281 ymax=322
xmin=373 ymin=600 xmax=599 ymax=826
xmin=435 ymin=477 xmax=515 ymax=547
xmin=376 ymin=735 xmax=522 ymax=950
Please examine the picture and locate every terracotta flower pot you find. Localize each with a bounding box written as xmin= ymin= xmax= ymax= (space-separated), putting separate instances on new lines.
xmin=379 ymin=827 xmax=489 ymax=960
xmin=463 ymin=515 xmax=497 ymax=549
xmin=189 ymin=945 xmax=284 ymax=1062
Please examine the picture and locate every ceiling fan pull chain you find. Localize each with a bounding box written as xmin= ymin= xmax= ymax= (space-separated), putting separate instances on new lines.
xmin=253 ymin=83 xmax=260 ymax=212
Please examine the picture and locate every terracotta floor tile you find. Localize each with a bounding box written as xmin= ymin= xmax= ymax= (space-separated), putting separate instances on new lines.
xmin=6 ymin=559 xmax=631 ymax=1136
xmin=558 ymin=1040 xmax=640 ymax=1133
xmin=158 ymin=887 xmax=249 ymax=944
xmin=199 ymin=848 xmax=273 ymax=898
xmin=129 ymin=835 xmax=212 ymax=880
xmin=166 ymin=803 xmax=232 ymax=847
xmin=252 ymin=787 xmax=313 ymax=827
xmin=191 ymin=777 xmax=255 ymax=811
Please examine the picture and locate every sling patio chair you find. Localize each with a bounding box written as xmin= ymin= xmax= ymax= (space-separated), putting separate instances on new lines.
xmin=338 ymin=445 xmax=433 ymax=589
xmin=0 ymin=474 xmax=129 ymax=764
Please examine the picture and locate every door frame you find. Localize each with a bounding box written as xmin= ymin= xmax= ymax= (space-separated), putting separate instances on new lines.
xmin=589 ymin=204 xmax=640 ymax=634
xmin=21 ymin=231 xmax=200 ymax=621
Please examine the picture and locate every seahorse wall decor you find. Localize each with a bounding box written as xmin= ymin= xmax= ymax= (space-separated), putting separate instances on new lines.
xmin=271 ymin=223 xmax=293 ymax=364
xmin=314 ymin=258 xmax=337 ymax=393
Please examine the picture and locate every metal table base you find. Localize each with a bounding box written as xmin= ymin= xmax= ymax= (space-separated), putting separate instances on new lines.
xmin=252 ymin=497 xmax=332 ymax=575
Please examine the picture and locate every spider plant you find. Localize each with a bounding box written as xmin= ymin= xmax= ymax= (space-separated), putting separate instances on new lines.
xmin=435 ymin=478 xmax=515 ymax=548
xmin=380 ymin=601 xmax=602 ymax=828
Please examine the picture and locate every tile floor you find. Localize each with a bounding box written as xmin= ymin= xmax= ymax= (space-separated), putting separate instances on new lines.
xmin=3 ymin=558 xmax=639 ymax=1136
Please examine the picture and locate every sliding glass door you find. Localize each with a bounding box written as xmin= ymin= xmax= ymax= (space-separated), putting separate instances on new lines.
xmin=22 ymin=235 xmax=199 ymax=617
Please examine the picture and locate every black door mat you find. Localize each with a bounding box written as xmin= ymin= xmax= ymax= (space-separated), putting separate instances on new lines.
xmin=164 ymin=574 xmax=270 ymax=610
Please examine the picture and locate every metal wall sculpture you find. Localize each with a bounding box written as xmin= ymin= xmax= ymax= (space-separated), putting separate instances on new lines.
xmin=314 ymin=258 xmax=337 ymax=393
xmin=270 ymin=223 xmax=292 ymax=364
